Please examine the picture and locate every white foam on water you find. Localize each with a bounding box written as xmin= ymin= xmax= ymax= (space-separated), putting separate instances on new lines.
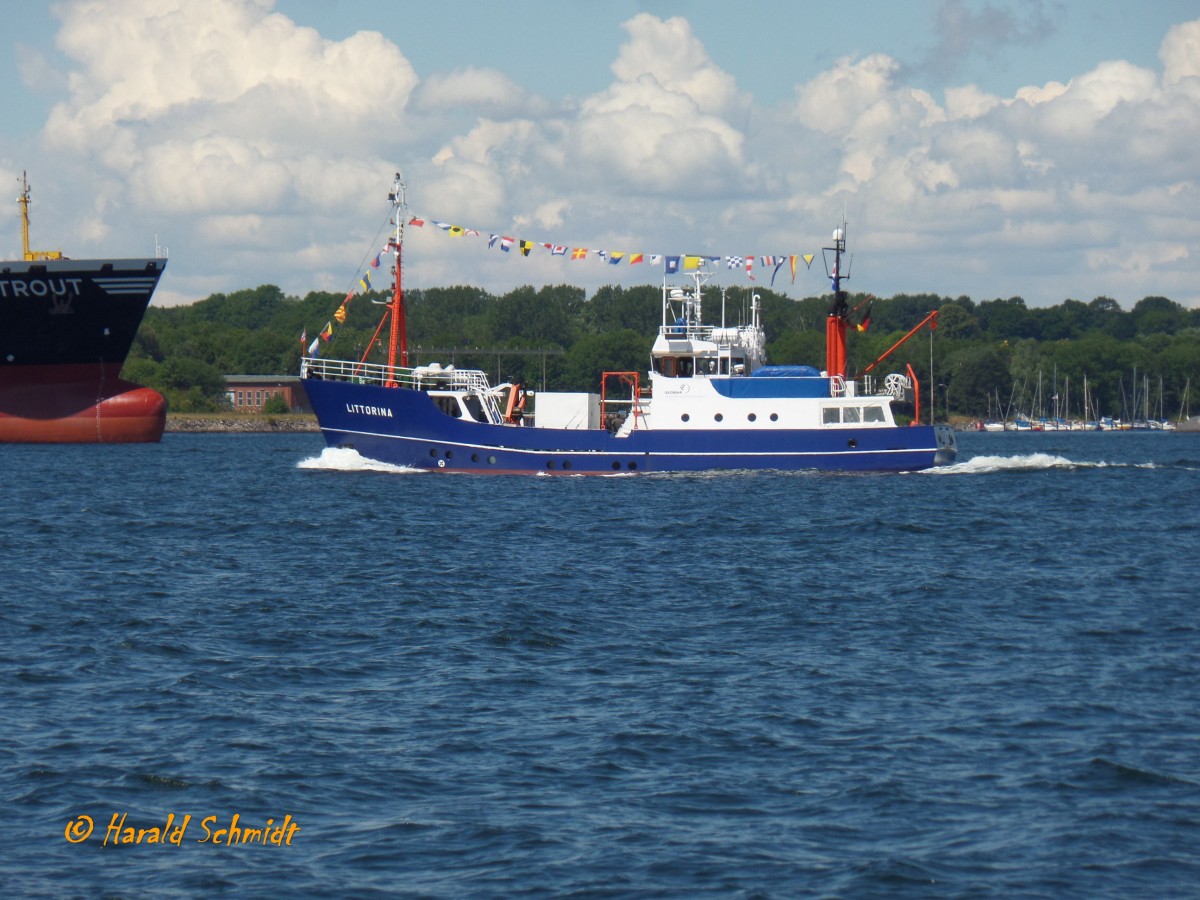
xmin=926 ymin=452 xmax=1109 ymax=475
xmin=295 ymin=446 xmax=424 ymax=474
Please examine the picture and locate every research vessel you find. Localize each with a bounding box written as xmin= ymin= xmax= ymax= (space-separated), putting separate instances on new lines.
xmin=301 ymin=175 xmax=955 ymax=473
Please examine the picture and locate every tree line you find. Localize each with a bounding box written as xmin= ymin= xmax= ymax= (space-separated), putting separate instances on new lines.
xmin=125 ymin=282 xmax=1200 ymax=422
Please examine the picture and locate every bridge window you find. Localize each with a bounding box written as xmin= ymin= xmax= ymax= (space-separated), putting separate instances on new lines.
xmin=434 ymin=396 xmax=462 ymax=417
xmin=463 ymin=395 xmax=485 ymax=421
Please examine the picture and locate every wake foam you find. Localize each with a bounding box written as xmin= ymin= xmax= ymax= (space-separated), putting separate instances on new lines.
xmin=927 ymin=452 xmax=1107 ymax=475
xmin=295 ymin=447 xmax=423 ymax=474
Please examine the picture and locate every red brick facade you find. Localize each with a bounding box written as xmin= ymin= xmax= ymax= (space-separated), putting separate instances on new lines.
xmin=224 ymin=376 xmax=312 ymax=413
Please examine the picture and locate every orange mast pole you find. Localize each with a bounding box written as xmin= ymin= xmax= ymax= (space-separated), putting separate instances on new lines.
xmin=907 ymin=363 xmax=921 ymax=425
xmin=384 ymin=174 xmax=408 ymax=385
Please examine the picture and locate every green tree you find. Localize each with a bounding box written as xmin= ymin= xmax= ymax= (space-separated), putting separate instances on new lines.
xmin=768 ymin=330 xmax=825 ymax=369
xmin=263 ymin=393 xmax=291 ymax=414
xmin=1131 ymin=296 xmax=1185 ymax=336
xmin=583 ymin=285 xmax=661 ymax=335
xmin=936 ymin=302 xmax=980 ymax=340
xmin=976 ymin=296 xmax=1033 ymax=339
xmin=946 ymin=345 xmax=1011 ymax=417
xmin=562 ymin=330 xmax=648 ymax=390
xmin=1089 ymin=296 xmax=1135 ymax=339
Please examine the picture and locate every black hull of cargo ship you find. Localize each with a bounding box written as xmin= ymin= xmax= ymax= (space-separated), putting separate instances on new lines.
xmin=0 ymin=258 xmax=167 ymax=442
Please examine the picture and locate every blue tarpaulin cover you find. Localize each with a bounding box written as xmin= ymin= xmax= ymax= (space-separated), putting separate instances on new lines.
xmin=750 ymin=365 xmax=822 ymax=378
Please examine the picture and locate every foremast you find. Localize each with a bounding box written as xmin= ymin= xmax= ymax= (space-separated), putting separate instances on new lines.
xmin=384 ymin=173 xmax=409 ymax=383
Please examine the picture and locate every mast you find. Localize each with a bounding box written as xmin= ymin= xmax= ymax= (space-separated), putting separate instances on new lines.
xmin=17 ymin=172 xmax=62 ymax=261
xmin=385 ymin=173 xmax=408 ymax=381
xmin=822 ymin=222 xmax=849 ymax=379
xmin=18 ymin=172 xmax=31 ymax=260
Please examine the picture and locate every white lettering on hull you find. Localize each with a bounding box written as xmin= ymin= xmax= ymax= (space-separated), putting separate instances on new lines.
xmin=0 ymin=277 xmax=85 ymax=299
xmin=345 ymin=403 xmax=394 ymax=417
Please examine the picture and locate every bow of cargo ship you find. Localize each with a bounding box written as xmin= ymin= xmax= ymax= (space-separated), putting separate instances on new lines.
xmin=1 ymin=173 xmax=168 ymax=443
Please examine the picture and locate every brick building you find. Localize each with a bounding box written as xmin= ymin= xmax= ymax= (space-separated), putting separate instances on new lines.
xmin=224 ymin=375 xmax=312 ymax=413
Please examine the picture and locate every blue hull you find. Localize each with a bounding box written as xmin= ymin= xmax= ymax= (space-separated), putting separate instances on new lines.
xmin=303 ymin=379 xmax=955 ymax=474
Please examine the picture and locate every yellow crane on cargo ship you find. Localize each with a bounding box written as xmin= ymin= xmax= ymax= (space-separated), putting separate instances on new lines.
xmin=17 ymin=171 xmax=63 ymax=261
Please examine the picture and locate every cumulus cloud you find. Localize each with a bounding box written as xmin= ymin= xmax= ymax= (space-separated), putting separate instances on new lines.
xmin=44 ymin=0 xmax=417 ymax=217
xmin=411 ymin=67 xmax=548 ymax=118
xmin=776 ymin=15 xmax=1200 ymax=306
xmin=17 ymin=1 xmax=1200 ymax=309
xmin=424 ymin=12 xmax=755 ymax=233
xmin=610 ymin=14 xmax=742 ymax=116
xmin=1160 ymin=19 xmax=1200 ymax=84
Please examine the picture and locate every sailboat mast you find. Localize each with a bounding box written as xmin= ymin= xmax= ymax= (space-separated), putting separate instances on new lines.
xmin=385 ymin=174 xmax=409 ymax=378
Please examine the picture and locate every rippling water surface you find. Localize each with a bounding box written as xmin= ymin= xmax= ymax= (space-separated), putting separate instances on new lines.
xmin=3 ymin=431 xmax=1199 ymax=897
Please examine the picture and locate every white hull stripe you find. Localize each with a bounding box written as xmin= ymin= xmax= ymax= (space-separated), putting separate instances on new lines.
xmin=95 ymin=277 xmax=159 ymax=295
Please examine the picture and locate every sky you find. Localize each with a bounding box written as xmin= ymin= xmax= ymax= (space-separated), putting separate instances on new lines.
xmin=2 ymin=0 xmax=1199 ymax=311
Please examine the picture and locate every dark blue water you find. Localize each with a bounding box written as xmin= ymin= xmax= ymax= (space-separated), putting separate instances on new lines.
xmin=3 ymin=431 xmax=1199 ymax=897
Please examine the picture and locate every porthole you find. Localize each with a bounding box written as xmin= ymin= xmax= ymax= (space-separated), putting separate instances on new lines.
xmin=471 ymin=453 xmax=479 ymax=462
xmin=627 ymin=461 xmax=637 ymax=470
xmin=488 ymin=455 xmax=497 ymax=464
xmin=748 ymin=413 xmax=757 ymax=422
xmin=563 ymin=460 xmax=573 ymax=470
xmin=428 ymin=447 xmax=438 ymax=457
xmin=770 ymin=413 xmax=779 ymax=422
xmin=714 ymin=413 xmax=724 ymax=422
xmin=847 ymin=439 xmax=858 ymax=449
xmin=612 ymin=461 xmax=622 ymax=470
xmin=546 ymin=460 xmax=556 ymax=470
xmin=445 ymin=450 xmax=454 ymax=459
xmin=681 ymin=413 xmax=690 ymax=422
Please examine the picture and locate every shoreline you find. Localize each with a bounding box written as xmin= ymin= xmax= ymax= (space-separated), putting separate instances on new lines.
xmin=166 ymin=414 xmax=319 ymax=433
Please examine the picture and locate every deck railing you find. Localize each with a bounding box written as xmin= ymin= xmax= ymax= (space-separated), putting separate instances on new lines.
xmin=303 ymin=356 xmax=490 ymax=390
xmin=302 ymin=356 xmax=506 ymax=424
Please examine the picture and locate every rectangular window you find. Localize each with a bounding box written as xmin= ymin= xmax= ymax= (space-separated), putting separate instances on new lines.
xmin=864 ymin=405 xmax=886 ymax=423
xmin=844 ymin=406 xmax=862 ymax=423
xmin=822 ymin=407 xmax=840 ymax=425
